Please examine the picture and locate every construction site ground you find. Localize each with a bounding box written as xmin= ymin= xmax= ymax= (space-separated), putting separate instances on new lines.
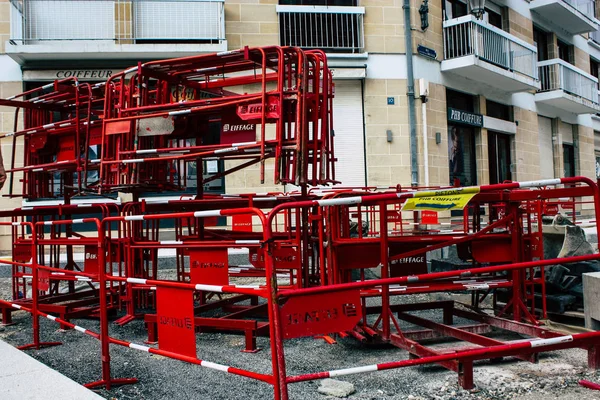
xmin=1 ymin=271 xmax=600 ymax=400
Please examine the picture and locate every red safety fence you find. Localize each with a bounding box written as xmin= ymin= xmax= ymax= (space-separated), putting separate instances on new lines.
xmin=2 ymin=178 xmax=600 ymax=400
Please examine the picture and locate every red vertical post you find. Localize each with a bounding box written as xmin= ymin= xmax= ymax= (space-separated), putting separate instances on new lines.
xmin=509 ymin=203 xmax=523 ymax=322
xmin=98 ymin=223 xmax=112 ymax=389
xmin=379 ymin=202 xmax=390 ymax=341
xmin=30 ymin=226 xmax=40 ymax=348
xmin=17 ymin=222 xmax=60 ymax=351
xmin=261 ymin=209 xmax=289 ymax=400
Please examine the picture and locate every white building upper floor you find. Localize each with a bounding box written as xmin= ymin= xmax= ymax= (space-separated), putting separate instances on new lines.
xmin=4 ymin=0 xmax=600 ymax=125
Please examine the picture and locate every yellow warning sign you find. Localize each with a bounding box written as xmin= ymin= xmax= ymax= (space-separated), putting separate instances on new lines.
xmin=401 ymin=187 xmax=480 ymax=211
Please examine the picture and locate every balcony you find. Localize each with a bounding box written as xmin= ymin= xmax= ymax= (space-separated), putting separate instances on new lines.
xmin=441 ymin=16 xmax=539 ymax=92
xmin=530 ymin=0 xmax=599 ymax=35
xmin=6 ymin=0 xmax=227 ymax=64
xmin=276 ymin=5 xmax=365 ymax=54
xmin=590 ymin=30 xmax=600 ymax=50
xmin=536 ymin=59 xmax=600 ymax=114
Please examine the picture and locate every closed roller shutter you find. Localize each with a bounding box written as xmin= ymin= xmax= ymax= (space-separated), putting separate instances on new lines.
xmin=332 ymin=80 xmax=366 ymax=187
xmin=538 ymin=116 xmax=554 ymax=179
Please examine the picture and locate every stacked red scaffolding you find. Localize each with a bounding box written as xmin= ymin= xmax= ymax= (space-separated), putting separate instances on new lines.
xmin=99 ymin=46 xmax=335 ymax=193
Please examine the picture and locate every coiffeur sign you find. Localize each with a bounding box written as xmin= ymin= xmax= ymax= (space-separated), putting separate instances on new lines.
xmin=447 ymin=107 xmax=483 ymax=127
xmin=401 ymin=187 xmax=480 ymax=211
xmin=24 ymin=70 xmax=119 ymax=81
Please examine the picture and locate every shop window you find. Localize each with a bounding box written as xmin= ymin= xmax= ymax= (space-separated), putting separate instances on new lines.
xmin=449 ymin=126 xmax=477 ymax=186
xmin=563 ymin=144 xmax=576 ymax=177
xmin=596 ymin=153 xmax=600 ymax=180
xmin=447 ymin=89 xmax=477 ymax=186
xmin=488 ymin=132 xmax=512 ymax=184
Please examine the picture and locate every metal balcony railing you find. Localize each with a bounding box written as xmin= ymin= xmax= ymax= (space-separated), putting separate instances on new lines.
xmin=10 ymin=0 xmax=115 ymax=42
xmin=538 ymin=59 xmax=599 ymax=104
xmin=277 ymin=5 xmax=365 ymax=53
xmin=9 ymin=0 xmax=225 ymax=44
xmin=133 ymin=0 xmax=225 ymax=42
xmin=563 ymin=0 xmax=596 ymax=17
xmin=443 ymin=15 xmax=538 ymax=80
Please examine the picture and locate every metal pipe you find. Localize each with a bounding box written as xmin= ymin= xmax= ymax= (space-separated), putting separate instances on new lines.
xmin=422 ymin=96 xmax=429 ymax=186
xmin=286 ymin=331 xmax=599 ymax=383
xmin=404 ymin=0 xmax=418 ymax=186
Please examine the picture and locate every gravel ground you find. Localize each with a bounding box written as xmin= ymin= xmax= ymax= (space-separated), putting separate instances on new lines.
xmin=2 ymin=272 xmax=600 ymax=400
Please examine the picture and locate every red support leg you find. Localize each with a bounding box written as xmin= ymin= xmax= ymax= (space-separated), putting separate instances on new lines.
xmin=588 ymin=345 xmax=600 ymax=370
xmin=242 ymin=329 xmax=260 ymax=353
xmin=145 ymin=321 xmax=158 ymax=344
xmin=458 ymin=360 xmax=474 ymax=390
xmin=1 ymin=307 xmax=13 ymax=326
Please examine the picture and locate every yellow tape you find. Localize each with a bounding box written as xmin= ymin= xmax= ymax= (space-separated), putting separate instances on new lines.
xmin=401 ymin=187 xmax=480 ymax=211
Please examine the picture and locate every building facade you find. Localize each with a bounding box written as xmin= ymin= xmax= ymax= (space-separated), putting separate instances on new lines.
xmin=1 ymin=0 xmax=600 ymax=246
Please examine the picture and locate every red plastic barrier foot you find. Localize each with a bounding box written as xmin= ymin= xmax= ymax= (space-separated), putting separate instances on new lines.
xmin=17 ymin=341 xmax=62 ymax=351
xmin=579 ymin=380 xmax=600 ymax=391
xmin=84 ymin=377 xmax=138 ymax=390
xmin=114 ymin=314 xmax=137 ymax=326
xmin=315 ymin=335 xmax=337 ymax=345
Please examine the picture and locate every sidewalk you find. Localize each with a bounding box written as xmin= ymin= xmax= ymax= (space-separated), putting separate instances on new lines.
xmin=0 ymin=339 xmax=103 ymax=400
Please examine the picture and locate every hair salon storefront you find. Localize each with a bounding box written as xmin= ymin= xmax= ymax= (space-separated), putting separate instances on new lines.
xmin=446 ymin=89 xmax=516 ymax=186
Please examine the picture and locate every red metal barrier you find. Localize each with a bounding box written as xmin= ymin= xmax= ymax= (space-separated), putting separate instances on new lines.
xmin=2 ymin=46 xmax=600 ymax=400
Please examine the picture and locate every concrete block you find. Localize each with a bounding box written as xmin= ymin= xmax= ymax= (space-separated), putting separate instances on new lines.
xmin=583 ymin=271 xmax=600 ymax=330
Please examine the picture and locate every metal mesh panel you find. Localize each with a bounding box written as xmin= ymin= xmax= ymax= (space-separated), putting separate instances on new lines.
xmin=24 ymin=0 xmax=114 ymax=41
xmin=133 ymin=0 xmax=224 ymax=41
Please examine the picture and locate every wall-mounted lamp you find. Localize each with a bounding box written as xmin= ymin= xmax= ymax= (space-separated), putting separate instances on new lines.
xmin=387 ymin=130 xmax=393 ymax=143
xmin=419 ymin=0 xmax=429 ymax=31
xmin=435 ymin=131 xmax=442 ymax=144
xmin=468 ymin=0 xmax=486 ymax=19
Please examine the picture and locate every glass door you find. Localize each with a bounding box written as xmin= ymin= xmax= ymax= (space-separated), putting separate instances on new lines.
xmin=488 ymin=131 xmax=512 ymax=184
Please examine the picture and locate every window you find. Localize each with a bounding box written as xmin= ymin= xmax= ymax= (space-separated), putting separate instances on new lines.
xmin=591 ymin=57 xmax=600 ymax=90
xmin=447 ymin=89 xmax=475 ymax=112
xmin=533 ymin=26 xmax=549 ymax=62
xmin=486 ymin=100 xmax=512 ymax=121
xmin=563 ymin=144 xmax=576 ymax=177
xmin=557 ymin=39 xmax=574 ymax=65
xmin=444 ymin=0 xmax=503 ymax=26
xmin=444 ymin=0 xmax=467 ymax=20
xmin=483 ymin=5 xmax=503 ymax=29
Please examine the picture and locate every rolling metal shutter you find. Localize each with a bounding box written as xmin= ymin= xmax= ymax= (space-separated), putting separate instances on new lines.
xmin=332 ymin=80 xmax=366 ymax=187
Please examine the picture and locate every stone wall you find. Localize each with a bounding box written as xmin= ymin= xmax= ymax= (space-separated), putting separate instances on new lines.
xmin=225 ymin=0 xmax=279 ymax=50
xmin=513 ymin=107 xmax=540 ymax=181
